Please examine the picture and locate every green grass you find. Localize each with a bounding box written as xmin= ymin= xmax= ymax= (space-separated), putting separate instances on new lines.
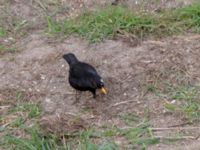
xmin=1 ymin=91 xmax=194 ymax=150
xmin=120 ymin=113 xmax=140 ymax=126
xmin=166 ymin=85 xmax=200 ymax=122
xmin=2 ymin=129 xmax=62 ymax=150
xmin=0 ymin=44 xmax=17 ymax=55
xmin=0 ymin=26 xmax=17 ymax=55
xmin=0 ymin=98 xmax=120 ymax=150
xmin=0 ymin=1 xmax=29 ymax=55
xmin=118 ymin=111 xmax=160 ymax=149
xmin=175 ymin=4 xmax=200 ymax=32
xmin=0 ymin=27 xmax=6 ymax=37
xmin=2 ymin=131 xmax=120 ymax=150
xmin=47 ymin=4 xmax=200 ymax=43
xmin=0 ymin=100 xmax=158 ymax=150
xmin=120 ymin=124 xmax=160 ymax=149
xmin=47 ymin=6 xmax=157 ymax=42
xmin=13 ymin=103 xmax=42 ymax=118
xmin=157 ymin=83 xmax=200 ymax=122
xmin=1 ymin=127 xmax=120 ymax=150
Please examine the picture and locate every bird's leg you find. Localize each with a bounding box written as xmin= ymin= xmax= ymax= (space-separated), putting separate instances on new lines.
xmin=75 ymin=90 xmax=79 ymax=101
xmin=92 ymin=90 xmax=96 ymax=98
xmin=73 ymin=90 xmax=81 ymax=104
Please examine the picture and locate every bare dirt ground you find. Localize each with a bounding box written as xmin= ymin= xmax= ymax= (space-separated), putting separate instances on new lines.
xmin=1 ymin=0 xmax=200 ymax=149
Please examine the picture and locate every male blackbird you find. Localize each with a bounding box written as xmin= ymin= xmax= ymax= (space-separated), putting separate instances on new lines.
xmin=63 ymin=53 xmax=107 ymax=99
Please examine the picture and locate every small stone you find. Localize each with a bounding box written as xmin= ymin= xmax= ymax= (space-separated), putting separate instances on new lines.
xmin=4 ymin=39 xmax=8 ymax=42
xmin=171 ymin=100 xmax=176 ymax=104
xmin=45 ymin=98 xmax=51 ymax=102
xmin=41 ymin=74 xmax=46 ymax=80
xmin=8 ymin=37 xmax=14 ymax=41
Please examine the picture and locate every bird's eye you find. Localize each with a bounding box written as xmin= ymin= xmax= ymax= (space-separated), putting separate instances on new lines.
xmin=100 ymin=79 xmax=104 ymax=86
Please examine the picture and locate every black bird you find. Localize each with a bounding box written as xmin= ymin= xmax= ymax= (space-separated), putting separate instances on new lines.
xmin=63 ymin=53 xmax=107 ymax=100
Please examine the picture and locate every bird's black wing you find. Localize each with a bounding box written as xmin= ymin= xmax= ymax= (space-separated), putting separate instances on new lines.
xmin=70 ymin=62 xmax=98 ymax=78
xmin=69 ymin=62 xmax=100 ymax=89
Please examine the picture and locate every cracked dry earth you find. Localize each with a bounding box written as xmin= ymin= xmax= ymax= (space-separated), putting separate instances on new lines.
xmin=1 ymin=33 xmax=200 ymax=149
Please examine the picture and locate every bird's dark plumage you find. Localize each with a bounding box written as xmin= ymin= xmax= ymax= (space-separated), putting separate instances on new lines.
xmin=63 ymin=53 xmax=107 ymax=99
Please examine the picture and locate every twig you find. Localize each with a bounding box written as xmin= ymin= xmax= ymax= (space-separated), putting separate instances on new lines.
xmin=154 ymin=135 xmax=197 ymax=140
xmin=0 ymin=105 xmax=11 ymax=109
xmin=1 ymin=123 xmax=10 ymax=128
xmin=109 ymin=100 xmax=138 ymax=108
xmin=168 ymin=122 xmax=191 ymax=127
xmin=151 ymin=127 xmax=200 ymax=131
xmin=63 ymin=133 xmax=101 ymax=138
xmin=34 ymin=0 xmax=47 ymax=11
xmin=62 ymin=134 xmax=67 ymax=149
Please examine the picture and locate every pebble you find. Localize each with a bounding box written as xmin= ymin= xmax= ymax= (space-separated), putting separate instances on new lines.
xmin=45 ymin=98 xmax=51 ymax=102
xmin=41 ymin=74 xmax=46 ymax=80
xmin=171 ymin=100 xmax=176 ymax=104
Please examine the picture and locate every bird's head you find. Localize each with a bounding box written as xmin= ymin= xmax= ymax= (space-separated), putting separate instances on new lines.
xmin=63 ymin=53 xmax=78 ymax=66
xmin=97 ymin=78 xmax=107 ymax=95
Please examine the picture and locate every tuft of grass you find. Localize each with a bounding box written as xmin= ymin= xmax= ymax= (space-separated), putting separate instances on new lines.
xmin=0 ymin=27 xmax=6 ymax=37
xmin=160 ymin=83 xmax=200 ymax=122
xmin=1 ymin=128 xmax=120 ymax=150
xmin=0 ymin=44 xmax=17 ymax=55
xmin=73 ymin=129 xmax=120 ymax=150
xmin=102 ymin=126 xmax=119 ymax=138
xmin=120 ymin=113 xmax=140 ymax=126
xmin=9 ymin=117 xmax=25 ymax=128
xmin=47 ymin=6 xmax=157 ymax=42
xmin=12 ymin=103 xmax=42 ymax=119
xmin=2 ymin=129 xmax=63 ymax=150
xmin=119 ymin=123 xmax=160 ymax=149
xmin=175 ymin=4 xmax=200 ymax=32
xmin=116 ymin=111 xmax=159 ymax=149
xmin=167 ymin=85 xmax=198 ymax=101
xmin=98 ymin=140 xmax=119 ymax=150
xmin=1 ymin=90 xmax=120 ymax=150
xmin=47 ymin=4 xmax=200 ymax=43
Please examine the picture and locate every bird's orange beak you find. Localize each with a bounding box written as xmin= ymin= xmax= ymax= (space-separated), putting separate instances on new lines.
xmin=100 ymin=87 xmax=107 ymax=94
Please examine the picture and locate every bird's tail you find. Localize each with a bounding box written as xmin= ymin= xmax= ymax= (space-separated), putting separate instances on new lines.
xmin=63 ymin=53 xmax=78 ymax=66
